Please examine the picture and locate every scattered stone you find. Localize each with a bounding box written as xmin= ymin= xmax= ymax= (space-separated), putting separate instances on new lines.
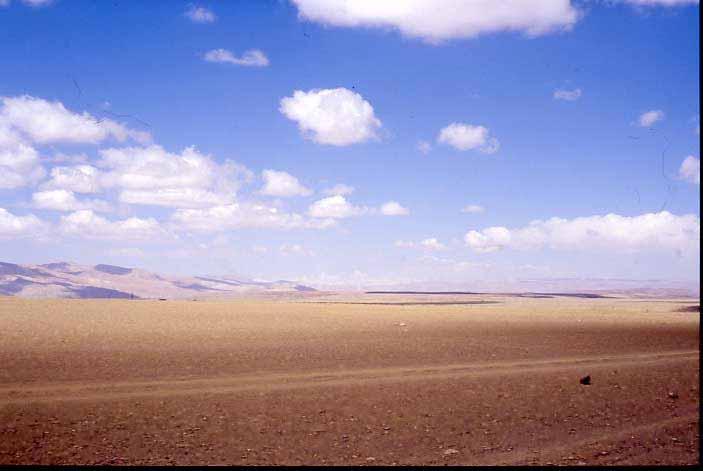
xmin=365 ymin=457 xmax=376 ymax=462
xmin=668 ymin=391 xmax=679 ymax=399
xmin=443 ymin=448 xmax=459 ymax=456
xmin=398 ymin=323 xmax=407 ymax=327
xmin=579 ymin=375 xmax=591 ymax=385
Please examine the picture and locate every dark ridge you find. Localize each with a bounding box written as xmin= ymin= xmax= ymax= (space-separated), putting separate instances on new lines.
xmin=94 ymin=264 xmax=133 ymax=275
xmin=295 ymin=284 xmax=318 ymax=292
xmin=195 ymin=276 xmax=244 ymax=286
xmin=173 ymin=281 xmax=220 ymax=291
xmin=676 ymin=305 xmax=700 ymax=313
xmin=0 ymin=278 xmax=34 ymax=295
xmin=0 ymin=262 xmax=46 ymax=277
xmin=525 ymin=292 xmax=611 ymax=299
xmin=70 ymin=286 xmax=137 ymax=299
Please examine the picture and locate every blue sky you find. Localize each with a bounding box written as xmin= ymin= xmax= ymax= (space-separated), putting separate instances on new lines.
xmin=0 ymin=0 xmax=699 ymax=288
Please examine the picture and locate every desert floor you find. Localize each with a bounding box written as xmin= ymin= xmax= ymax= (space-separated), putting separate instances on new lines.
xmin=0 ymin=294 xmax=699 ymax=465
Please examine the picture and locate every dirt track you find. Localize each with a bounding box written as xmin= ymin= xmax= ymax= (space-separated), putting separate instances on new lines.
xmin=0 ymin=296 xmax=699 ymax=465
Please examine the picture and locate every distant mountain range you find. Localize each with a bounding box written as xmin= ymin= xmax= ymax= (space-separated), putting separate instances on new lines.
xmin=0 ymin=262 xmax=317 ymax=299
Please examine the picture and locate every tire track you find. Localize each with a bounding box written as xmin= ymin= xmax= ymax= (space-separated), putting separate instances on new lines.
xmin=0 ymin=350 xmax=697 ymax=405
xmin=481 ymin=411 xmax=699 ymax=466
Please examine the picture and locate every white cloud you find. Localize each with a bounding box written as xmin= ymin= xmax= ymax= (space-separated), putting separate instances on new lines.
xmin=308 ymin=195 xmax=367 ymax=218
xmin=437 ymin=123 xmax=499 ymax=153
xmin=380 ymin=201 xmax=409 ymax=216
xmin=119 ymin=188 xmax=232 ymax=209
xmin=173 ymin=202 xmax=336 ymax=232
xmin=59 ymin=210 xmax=164 ymax=241
xmin=41 ymin=165 xmax=102 ymax=193
xmin=100 ymin=145 xmax=231 ymax=189
xmin=260 ymin=170 xmax=312 ymax=197
xmin=395 ymin=240 xmax=416 ymax=248
xmin=291 ymin=0 xmax=581 ymax=43
xmin=280 ymin=88 xmax=382 ymax=146
xmin=0 ymin=95 xmax=151 ymax=145
xmin=461 ymin=204 xmax=485 ymax=214
xmin=0 ymin=207 xmax=46 ymax=239
xmin=464 ymin=226 xmax=513 ymax=253
xmin=0 ymin=141 xmax=45 ymax=189
xmin=638 ymin=110 xmax=665 ymax=127
xmin=678 ymin=156 xmax=700 ymax=184
xmin=322 ymin=183 xmax=355 ymax=196
xmin=98 ymin=145 xmax=250 ymax=208
xmin=204 ymin=49 xmax=269 ymax=67
xmin=465 ymin=212 xmax=700 ymax=254
xmin=417 ymin=140 xmax=432 ymax=154
xmin=185 ymin=4 xmax=216 ymax=23
xmin=622 ymin=0 xmax=698 ymax=6
xmin=553 ymin=88 xmax=582 ymax=101
xmin=32 ymin=190 xmax=112 ymax=213
xmin=0 ymin=0 xmax=10 ymax=7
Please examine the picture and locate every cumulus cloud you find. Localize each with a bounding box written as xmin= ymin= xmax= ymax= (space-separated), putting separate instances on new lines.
xmin=204 ymin=49 xmax=269 ymax=67
xmin=279 ymin=88 xmax=382 ymax=146
xmin=98 ymin=145 xmax=250 ymax=208
xmin=380 ymin=201 xmax=409 ymax=216
xmin=437 ymin=123 xmax=499 ymax=153
xmin=0 ymin=207 xmax=46 ymax=239
xmin=40 ymin=165 xmax=102 ymax=193
xmin=0 ymin=95 xmax=151 ymax=145
xmin=322 ymin=183 xmax=355 ymax=196
xmin=464 ymin=227 xmax=513 ymax=253
xmin=59 ymin=210 xmax=163 ymax=241
xmin=679 ymin=156 xmax=700 ymax=184
xmin=290 ymin=0 xmax=581 ymax=43
xmin=185 ymin=4 xmax=216 ymax=23
xmin=461 ymin=204 xmax=485 ymax=214
xmin=464 ymin=212 xmax=700 ymax=254
xmin=172 ymin=202 xmax=335 ymax=231
xmin=32 ymin=190 xmax=112 ymax=213
xmin=553 ymin=88 xmax=582 ymax=101
xmin=0 ymin=141 xmax=45 ymax=189
xmin=308 ymin=195 xmax=367 ymax=219
xmin=118 ymin=188 xmax=232 ymax=208
xmin=260 ymin=170 xmax=312 ymax=197
xmin=638 ymin=110 xmax=665 ymax=127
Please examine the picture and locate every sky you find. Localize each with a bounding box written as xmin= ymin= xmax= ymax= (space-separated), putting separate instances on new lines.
xmin=0 ymin=0 xmax=699 ymax=289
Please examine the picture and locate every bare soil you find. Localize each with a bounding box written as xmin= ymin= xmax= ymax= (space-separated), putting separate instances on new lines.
xmin=0 ymin=295 xmax=699 ymax=465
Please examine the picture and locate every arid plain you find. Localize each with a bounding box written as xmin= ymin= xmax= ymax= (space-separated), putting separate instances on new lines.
xmin=0 ymin=294 xmax=699 ymax=465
